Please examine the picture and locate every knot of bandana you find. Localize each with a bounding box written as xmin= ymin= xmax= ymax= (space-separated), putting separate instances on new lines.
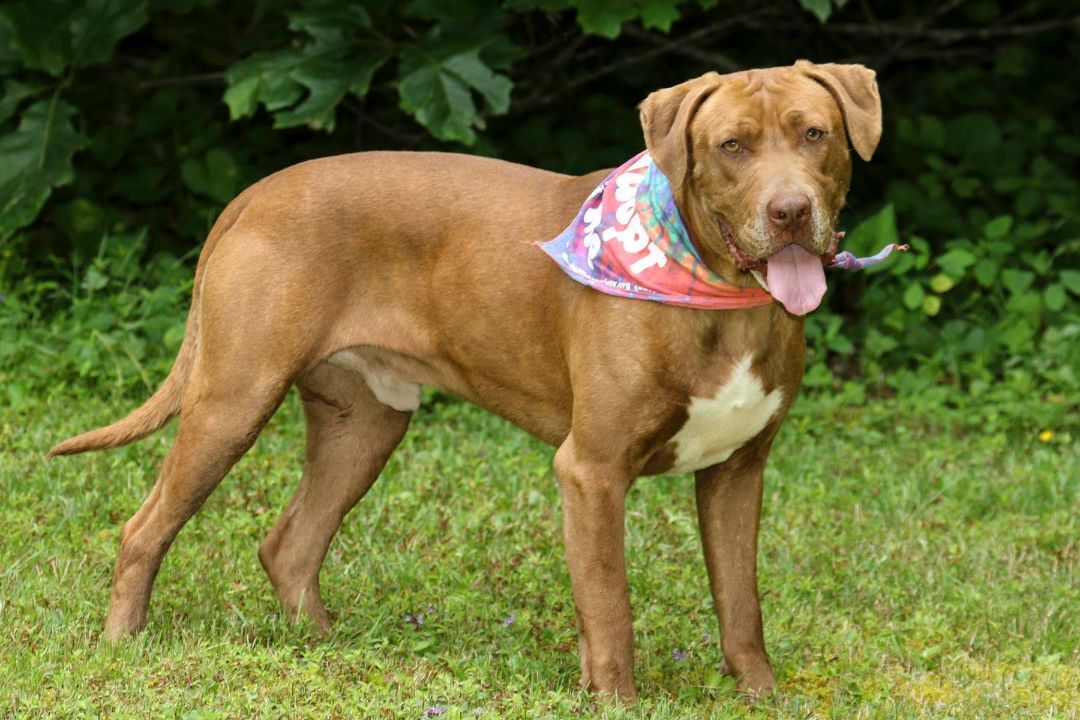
xmin=538 ymin=151 xmax=906 ymax=311
xmin=828 ymin=234 xmax=910 ymax=270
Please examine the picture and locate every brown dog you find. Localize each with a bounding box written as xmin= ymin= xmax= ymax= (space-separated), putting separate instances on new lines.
xmin=50 ymin=60 xmax=880 ymax=700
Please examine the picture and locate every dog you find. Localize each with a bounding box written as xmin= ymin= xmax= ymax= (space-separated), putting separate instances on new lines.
xmin=50 ymin=60 xmax=880 ymax=701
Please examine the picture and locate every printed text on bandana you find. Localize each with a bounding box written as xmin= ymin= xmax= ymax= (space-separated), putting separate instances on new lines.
xmin=585 ymin=155 xmax=667 ymax=275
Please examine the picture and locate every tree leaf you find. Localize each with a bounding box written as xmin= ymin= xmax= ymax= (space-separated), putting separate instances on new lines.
xmin=827 ymin=333 xmax=854 ymax=355
xmin=273 ymin=53 xmax=388 ymax=130
xmin=180 ymin=149 xmax=239 ymax=204
xmin=0 ymin=0 xmax=148 ymax=76
xmin=930 ymin=273 xmax=955 ymax=293
xmin=225 ymin=51 xmax=305 ymax=119
xmin=1001 ymin=269 xmax=1035 ymax=296
xmin=222 ymin=75 xmax=261 ymax=120
xmin=224 ymin=5 xmax=389 ymax=132
xmin=570 ymin=0 xmax=639 ymax=38
xmin=936 ymin=248 xmax=976 ymax=277
xmin=398 ymin=49 xmax=512 ymax=144
xmin=903 ymin=282 xmax=925 ymax=310
xmin=0 ymin=98 xmax=87 ymax=238
xmin=286 ymin=3 xmax=371 ymax=41
xmin=639 ymin=0 xmax=682 ymax=32
xmin=798 ymin=0 xmax=833 ymax=23
xmin=0 ymin=0 xmax=80 ymax=75
xmin=1043 ymin=284 xmax=1066 ymax=312
xmin=973 ymin=259 xmax=998 ymax=288
xmin=570 ymin=0 xmax=687 ymax=37
xmin=1060 ymin=270 xmax=1080 ymax=296
xmin=1006 ymin=290 xmax=1041 ymax=318
xmin=983 ymin=215 xmax=1013 ymax=239
xmin=0 ymin=79 xmax=49 ymax=124
xmin=399 ymin=59 xmax=478 ymax=143
xmin=922 ymin=295 xmax=942 ymax=316
xmin=69 ymin=0 xmax=149 ymax=69
xmin=0 ymin=170 xmax=51 ymax=239
xmin=443 ymin=51 xmax=512 ymax=114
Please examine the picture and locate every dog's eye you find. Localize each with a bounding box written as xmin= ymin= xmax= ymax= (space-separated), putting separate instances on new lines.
xmin=805 ymin=128 xmax=826 ymax=142
xmin=721 ymin=139 xmax=741 ymax=153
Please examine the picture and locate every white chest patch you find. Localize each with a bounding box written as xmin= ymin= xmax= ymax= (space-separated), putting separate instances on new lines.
xmin=668 ymin=355 xmax=783 ymax=474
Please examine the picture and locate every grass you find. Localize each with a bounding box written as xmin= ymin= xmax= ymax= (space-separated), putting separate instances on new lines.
xmin=1 ymin=389 xmax=1077 ymax=719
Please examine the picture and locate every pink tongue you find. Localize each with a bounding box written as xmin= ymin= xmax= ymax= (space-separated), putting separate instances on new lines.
xmin=766 ymin=244 xmax=827 ymax=316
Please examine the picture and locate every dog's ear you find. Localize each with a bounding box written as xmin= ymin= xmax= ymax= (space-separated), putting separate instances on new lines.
xmin=639 ymin=72 xmax=722 ymax=186
xmin=795 ymin=60 xmax=882 ymax=162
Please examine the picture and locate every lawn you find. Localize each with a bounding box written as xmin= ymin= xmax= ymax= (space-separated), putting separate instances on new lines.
xmin=1 ymin=390 xmax=1077 ymax=719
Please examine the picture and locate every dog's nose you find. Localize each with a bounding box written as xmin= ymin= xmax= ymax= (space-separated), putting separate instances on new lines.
xmin=767 ymin=193 xmax=811 ymax=230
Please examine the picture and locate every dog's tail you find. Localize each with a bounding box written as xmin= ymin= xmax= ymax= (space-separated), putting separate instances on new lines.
xmin=47 ymin=187 xmax=259 ymax=458
xmin=49 ymin=266 xmax=212 ymax=457
xmin=47 ymin=310 xmax=198 ymax=457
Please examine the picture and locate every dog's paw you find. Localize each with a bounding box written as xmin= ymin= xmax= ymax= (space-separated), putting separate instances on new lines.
xmin=720 ymin=658 xmax=777 ymax=700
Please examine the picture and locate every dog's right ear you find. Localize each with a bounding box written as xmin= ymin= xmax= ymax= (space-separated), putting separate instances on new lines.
xmin=639 ymin=72 xmax=722 ymax=188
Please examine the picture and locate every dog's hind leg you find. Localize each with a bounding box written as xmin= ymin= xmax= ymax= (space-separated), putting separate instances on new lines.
xmin=103 ymin=356 xmax=295 ymax=640
xmin=102 ymin=235 xmax=314 ymax=640
xmin=258 ymin=361 xmax=411 ymax=631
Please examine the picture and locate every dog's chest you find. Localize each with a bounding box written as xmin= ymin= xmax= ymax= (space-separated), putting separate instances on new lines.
xmin=667 ymin=355 xmax=783 ymax=474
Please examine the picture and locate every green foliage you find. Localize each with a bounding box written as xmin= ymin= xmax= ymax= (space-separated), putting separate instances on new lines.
xmin=568 ymin=0 xmax=684 ymax=37
xmin=0 ymin=0 xmax=150 ymax=238
xmin=0 ymin=0 xmax=1077 ymax=427
xmin=0 ymin=97 xmax=87 ymax=239
xmin=397 ymin=47 xmax=512 ymax=143
xmin=224 ymin=1 xmax=513 ymax=141
xmin=0 ymin=230 xmax=190 ymax=405
xmin=0 ymin=0 xmax=148 ymax=76
xmin=796 ymin=0 xmax=851 ymax=24
xmin=803 ymin=46 xmax=1080 ymax=424
xmin=224 ymin=4 xmax=386 ymax=132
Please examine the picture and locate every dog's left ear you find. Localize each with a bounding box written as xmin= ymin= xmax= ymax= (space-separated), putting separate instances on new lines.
xmin=795 ymin=60 xmax=882 ymax=161
xmin=639 ymin=72 xmax=722 ymax=187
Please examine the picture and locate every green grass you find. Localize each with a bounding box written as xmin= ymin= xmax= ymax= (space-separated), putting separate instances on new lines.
xmin=1 ymin=390 xmax=1077 ymax=719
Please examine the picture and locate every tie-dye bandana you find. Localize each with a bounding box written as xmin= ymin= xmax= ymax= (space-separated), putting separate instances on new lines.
xmin=538 ymin=151 xmax=907 ymax=311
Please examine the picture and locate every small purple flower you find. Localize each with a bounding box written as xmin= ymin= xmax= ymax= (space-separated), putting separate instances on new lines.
xmin=672 ymin=648 xmax=689 ymax=661
xmin=502 ymin=614 xmax=516 ymax=627
xmin=405 ymin=613 xmax=424 ymax=626
xmin=405 ymin=614 xmax=414 ymax=624
xmin=424 ymin=706 xmax=445 ymax=717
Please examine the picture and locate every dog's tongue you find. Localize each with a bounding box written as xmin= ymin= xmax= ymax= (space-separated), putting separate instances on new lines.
xmin=766 ymin=244 xmax=827 ymax=316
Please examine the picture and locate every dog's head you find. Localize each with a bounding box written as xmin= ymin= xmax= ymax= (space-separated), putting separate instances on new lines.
xmin=640 ymin=61 xmax=881 ymax=315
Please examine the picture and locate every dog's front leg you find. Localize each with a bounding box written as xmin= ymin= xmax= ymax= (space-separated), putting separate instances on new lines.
xmin=553 ymin=437 xmax=636 ymax=702
xmin=695 ymin=443 xmax=778 ymax=696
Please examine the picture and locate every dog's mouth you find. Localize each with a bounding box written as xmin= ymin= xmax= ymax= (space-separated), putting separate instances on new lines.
xmin=718 ymin=218 xmax=839 ymax=316
xmin=718 ymin=221 xmax=762 ymax=272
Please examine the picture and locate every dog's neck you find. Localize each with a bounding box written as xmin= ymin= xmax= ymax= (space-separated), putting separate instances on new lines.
xmin=675 ymin=187 xmax=761 ymax=290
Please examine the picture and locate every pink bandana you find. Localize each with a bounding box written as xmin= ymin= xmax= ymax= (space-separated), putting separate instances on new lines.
xmin=539 ymin=151 xmax=906 ymax=314
xmin=539 ymin=152 xmax=771 ymax=310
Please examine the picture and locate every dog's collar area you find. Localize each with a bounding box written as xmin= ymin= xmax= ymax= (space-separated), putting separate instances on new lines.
xmin=538 ymin=151 xmax=908 ymax=311
xmin=538 ymin=151 xmax=774 ymax=310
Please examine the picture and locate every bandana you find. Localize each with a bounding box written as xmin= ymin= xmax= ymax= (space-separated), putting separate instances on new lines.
xmin=539 ymin=151 xmax=907 ymax=314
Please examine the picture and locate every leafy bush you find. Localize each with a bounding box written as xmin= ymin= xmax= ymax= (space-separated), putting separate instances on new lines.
xmin=0 ymin=230 xmax=191 ymax=405
xmin=0 ymin=1 xmax=1076 ymax=434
